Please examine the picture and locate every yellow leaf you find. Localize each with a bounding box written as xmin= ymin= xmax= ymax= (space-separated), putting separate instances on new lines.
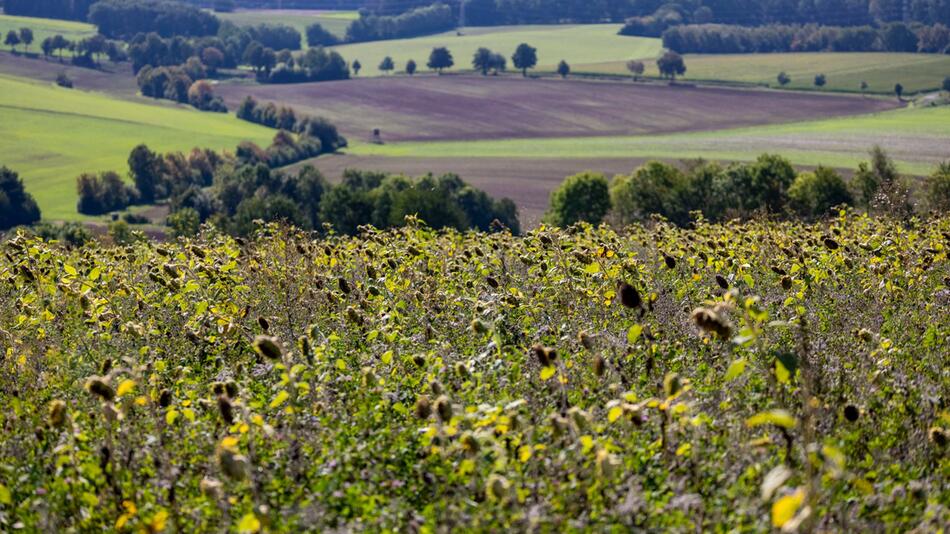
xmin=64 ymin=264 xmax=77 ymax=276
xmin=269 ymin=390 xmax=290 ymax=409
xmin=220 ymin=436 xmax=239 ymax=450
xmin=724 ymin=359 xmax=746 ymax=381
xmin=121 ymin=500 xmax=137 ymax=515
xmin=237 ymin=513 xmax=261 ymax=533
xmin=675 ymin=443 xmax=691 ymax=457
xmin=0 ymin=483 xmax=10 ymax=505
xmin=134 ymin=396 xmax=148 ymax=406
xmin=775 ymin=359 xmax=791 ymax=384
xmin=539 ymin=366 xmax=556 ymax=381
xmin=116 ymin=379 xmax=136 ymax=397
xmin=165 ymin=409 xmax=179 ymax=425
xmin=335 ymin=359 xmax=346 ymax=371
xmin=772 ymin=489 xmax=805 ymax=528
xmin=150 ymin=510 xmax=168 ymax=532
xmin=607 ymin=406 xmax=624 ymax=423
xmin=381 ymin=350 xmax=393 ymax=364
xmin=518 ymin=445 xmax=532 ymax=462
xmin=627 ymin=324 xmax=643 ymax=344
xmin=182 ymin=409 xmax=196 ymax=423
xmin=115 ymin=514 xmax=130 ymax=529
xmin=747 ymin=409 xmax=796 ymax=429
xmin=579 ymin=435 xmax=594 ymax=453
xmin=584 ymin=263 xmax=601 ymax=274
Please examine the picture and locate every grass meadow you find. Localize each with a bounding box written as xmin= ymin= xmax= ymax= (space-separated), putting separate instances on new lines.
xmin=0 ymin=74 xmax=274 ymax=221
xmin=351 ymin=105 xmax=950 ymax=175
xmin=0 ymin=14 xmax=97 ymax=48
xmin=574 ymin=52 xmax=950 ymax=94
xmin=332 ymin=25 xmax=661 ymax=76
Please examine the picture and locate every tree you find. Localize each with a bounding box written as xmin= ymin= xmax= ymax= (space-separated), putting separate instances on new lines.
xmin=626 ymin=59 xmax=644 ymax=81
xmin=128 ymin=144 xmax=163 ymax=204
xmin=860 ymin=80 xmax=868 ymax=95
xmin=0 ymin=166 xmax=41 ymax=230
xmin=814 ymin=73 xmax=827 ymax=87
xmin=406 ymin=59 xmax=417 ymax=76
xmin=19 ymin=28 xmax=33 ymax=53
xmin=201 ymin=47 xmax=224 ymax=75
xmin=788 ymin=166 xmax=853 ymax=217
xmin=557 ymin=60 xmax=570 ymax=79
xmin=944 ymin=76 xmax=950 ymax=93
xmin=379 ymin=56 xmax=395 ymax=74
xmin=511 ymin=43 xmax=537 ymax=77
xmin=41 ymin=37 xmax=54 ymax=59
xmin=472 ymin=47 xmax=494 ymax=75
xmin=305 ymin=22 xmax=339 ymax=47
xmin=777 ymin=71 xmax=790 ymax=86
xmin=894 ymin=82 xmax=903 ymax=100
xmin=427 ymin=47 xmax=453 ymax=73
xmin=5 ymin=30 xmax=21 ymax=52
xmin=243 ymin=41 xmax=264 ymax=71
xmin=656 ymin=51 xmax=685 ymax=81
xmin=544 ymin=172 xmax=611 ymax=227
xmin=489 ymin=53 xmax=506 ymax=75
xmin=352 ymin=59 xmax=362 ymax=75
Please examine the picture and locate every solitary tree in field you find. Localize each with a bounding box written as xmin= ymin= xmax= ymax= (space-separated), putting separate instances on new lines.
xmin=406 ymin=59 xmax=417 ymax=76
xmin=428 ymin=47 xmax=454 ymax=74
xmin=656 ymin=51 xmax=686 ymax=81
xmin=472 ymin=47 xmax=494 ymax=75
xmin=19 ymin=28 xmax=33 ymax=53
xmin=5 ymin=30 xmax=21 ymax=53
xmin=626 ymin=59 xmax=644 ymax=81
xmin=557 ymin=60 xmax=570 ymax=78
xmin=511 ymin=43 xmax=537 ymax=77
xmin=894 ymin=83 xmax=903 ymax=100
xmin=860 ymin=80 xmax=868 ymax=95
xmin=943 ymin=76 xmax=950 ymax=93
xmin=379 ymin=56 xmax=395 ymax=74
xmin=777 ymin=71 xmax=790 ymax=87
xmin=814 ymin=73 xmax=826 ymax=87
xmin=352 ymin=59 xmax=362 ymax=76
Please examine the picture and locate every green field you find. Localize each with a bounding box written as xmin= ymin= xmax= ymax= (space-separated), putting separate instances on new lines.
xmin=352 ymin=105 xmax=950 ymax=175
xmin=216 ymin=9 xmax=358 ymax=45
xmin=575 ymin=52 xmax=950 ymax=94
xmin=333 ymin=24 xmax=661 ymax=77
xmin=0 ymin=74 xmax=274 ymax=221
xmin=0 ymin=14 xmax=97 ymax=48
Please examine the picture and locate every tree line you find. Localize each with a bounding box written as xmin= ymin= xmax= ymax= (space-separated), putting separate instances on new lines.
xmin=235 ymin=97 xmax=347 ymax=153
xmin=89 ymin=0 xmax=220 ymax=39
xmin=660 ymin=22 xmax=950 ymax=54
xmin=544 ymin=149 xmax=950 ymax=228
xmin=344 ymin=3 xmax=456 ymax=43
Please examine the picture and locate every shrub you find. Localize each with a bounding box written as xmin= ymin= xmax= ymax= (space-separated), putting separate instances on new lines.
xmin=55 ymin=72 xmax=73 ymax=88
xmin=544 ymin=172 xmax=611 ymax=227
xmin=167 ymin=207 xmax=201 ymax=237
xmin=787 ymin=166 xmax=853 ymax=217
xmin=924 ymin=162 xmax=950 ymax=212
xmin=0 ymin=166 xmax=42 ymax=230
xmin=610 ymin=162 xmax=694 ymax=226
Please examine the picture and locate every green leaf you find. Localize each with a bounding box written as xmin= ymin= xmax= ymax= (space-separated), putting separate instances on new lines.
xmin=724 ymin=358 xmax=747 ymax=381
xmin=747 ymin=409 xmax=797 ymax=429
xmin=0 ymin=483 xmax=10 ymax=505
xmin=627 ymin=324 xmax=643 ymax=344
xmin=381 ymin=350 xmax=393 ymax=364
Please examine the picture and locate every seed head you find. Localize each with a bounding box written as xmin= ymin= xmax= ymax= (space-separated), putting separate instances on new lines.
xmin=217 ymin=395 xmax=234 ymax=425
xmin=823 ymin=238 xmax=839 ymax=250
xmin=485 ymin=474 xmax=511 ymax=502
xmin=200 ymin=477 xmax=223 ymax=498
xmin=691 ymin=307 xmax=733 ymax=339
xmin=100 ymin=358 xmax=113 ymax=375
xmin=568 ymin=407 xmax=590 ymax=432
xmin=257 ymin=316 xmax=269 ymax=332
xmin=618 ymin=282 xmax=642 ymax=309
xmin=715 ymin=274 xmax=729 ymax=289
xmin=663 ymin=255 xmax=676 ymax=269
xmin=48 ymin=400 xmax=68 ymax=428
xmin=85 ymin=376 xmax=115 ymax=401
xmin=414 ymin=395 xmax=432 ymax=419
xmin=843 ymin=405 xmax=860 ymax=422
xmin=460 ymin=432 xmax=479 ymax=454
xmin=253 ymin=335 xmax=283 ymax=360
xmin=434 ymin=395 xmax=453 ymax=422
xmin=338 ymin=277 xmax=351 ymax=294
xmin=159 ymin=389 xmax=173 ymax=408
xmin=781 ymin=276 xmax=793 ymax=290
xmin=930 ymin=427 xmax=947 ymax=448
xmin=593 ymin=354 xmax=606 ymax=377
xmin=578 ymin=331 xmax=595 ymax=350
xmin=225 ymin=381 xmax=239 ymax=399
xmin=216 ymin=447 xmax=248 ymax=481
xmin=596 ymin=448 xmax=620 ymax=478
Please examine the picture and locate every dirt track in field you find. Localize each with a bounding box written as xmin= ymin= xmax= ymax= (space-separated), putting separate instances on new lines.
xmin=216 ymin=74 xmax=900 ymax=144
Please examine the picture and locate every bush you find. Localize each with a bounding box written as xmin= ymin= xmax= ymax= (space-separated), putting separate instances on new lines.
xmin=0 ymin=166 xmax=42 ymax=231
xmin=787 ymin=166 xmax=853 ymax=217
xmin=544 ymin=172 xmax=611 ymax=227
xmin=167 ymin=207 xmax=201 ymax=237
xmin=924 ymin=162 xmax=950 ymax=212
xmin=55 ymin=72 xmax=73 ymax=88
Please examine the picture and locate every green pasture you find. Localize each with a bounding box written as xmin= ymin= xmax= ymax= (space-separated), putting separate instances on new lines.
xmin=0 ymin=74 xmax=274 ymax=221
xmin=0 ymin=14 xmax=96 ymax=49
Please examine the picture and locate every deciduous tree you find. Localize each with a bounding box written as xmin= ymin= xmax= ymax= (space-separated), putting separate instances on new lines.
xmin=511 ymin=43 xmax=537 ymax=77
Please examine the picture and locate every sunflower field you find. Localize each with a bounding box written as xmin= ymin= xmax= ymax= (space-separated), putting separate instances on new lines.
xmin=0 ymin=212 xmax=947 ymax=532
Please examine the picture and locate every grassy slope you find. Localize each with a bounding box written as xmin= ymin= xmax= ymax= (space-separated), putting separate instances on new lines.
xmin=333 ymin=24 xmax=661 ymax=76
xmin=351 ymin=105 xmax=950 ymax=175
xmin=216 ymin=9 xmax=358 ymax=44
xmin=575 ymin=52 xmax=950 ymax=94
xmin=0 ymin=14 xmax=96 ymax=47
xmin=0 ymin=74 xmax=275 ymax=221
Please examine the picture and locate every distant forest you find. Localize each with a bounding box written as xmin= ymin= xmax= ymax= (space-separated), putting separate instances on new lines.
xmin=5 ymin=0 xmax=949 ymax=28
